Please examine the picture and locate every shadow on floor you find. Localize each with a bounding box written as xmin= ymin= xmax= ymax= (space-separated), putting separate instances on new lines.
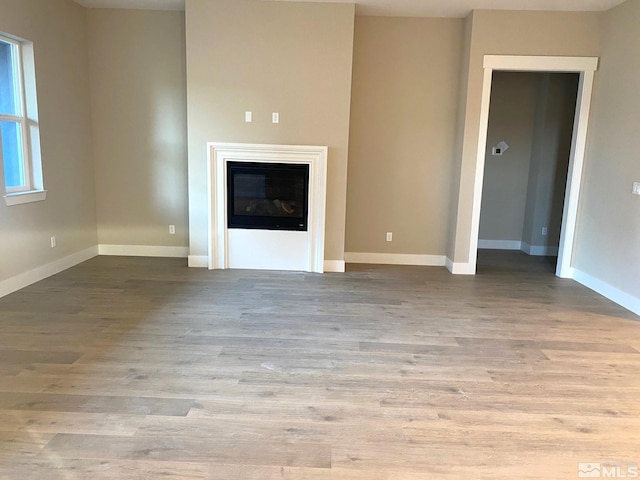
xmin=476 ymin=249 xmax=557 ymax=275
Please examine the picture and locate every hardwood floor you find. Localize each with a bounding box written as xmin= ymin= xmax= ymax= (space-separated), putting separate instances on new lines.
xmin=0 ymin=253 xmax=638 ymax=479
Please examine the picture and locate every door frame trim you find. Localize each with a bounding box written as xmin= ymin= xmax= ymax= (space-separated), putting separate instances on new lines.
xmin=468 ymin=55 xmax=598 ymax=277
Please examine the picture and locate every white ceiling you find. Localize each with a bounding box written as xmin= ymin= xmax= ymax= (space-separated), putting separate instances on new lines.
xmin=73 ymin=0 xmax=626 ymax=17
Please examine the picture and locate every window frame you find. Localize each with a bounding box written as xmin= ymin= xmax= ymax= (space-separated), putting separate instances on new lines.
xmin=0 ymin=33 xmax=33 ymax=194
xmin=0 ymin=32 xmax=45 ymax=206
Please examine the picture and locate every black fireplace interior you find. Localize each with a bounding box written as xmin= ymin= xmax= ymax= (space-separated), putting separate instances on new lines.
xmin=227 ymin=161 xmax=309 ymax=231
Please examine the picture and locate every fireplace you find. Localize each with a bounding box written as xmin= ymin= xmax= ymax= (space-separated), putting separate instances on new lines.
xmin=208 ymin=143 xmax=328 ymax=272
xmin=227 ymin=161 xmax=309 ymax=231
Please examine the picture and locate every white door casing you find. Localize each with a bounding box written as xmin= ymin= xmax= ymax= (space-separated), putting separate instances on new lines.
xmin=467 ymin=55 xmax=598 ymax=278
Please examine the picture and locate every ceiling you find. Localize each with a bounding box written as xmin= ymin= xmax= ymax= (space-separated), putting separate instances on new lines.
xmin=73 ymin=0 xmax=626 ymax=17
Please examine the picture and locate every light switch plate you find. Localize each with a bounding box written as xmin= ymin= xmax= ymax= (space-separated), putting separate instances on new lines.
xmin=633 ymin=182 xmax=640 ymax=195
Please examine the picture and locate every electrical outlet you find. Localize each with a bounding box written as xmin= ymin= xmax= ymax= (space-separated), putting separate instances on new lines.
xmin=244 ymin=111 xmax=252 ymax=123
xmin=169 ymin=225 xmax=176 ymax=235
xmin=386 ymin=232 xmax=393 ymax=242
xmin=633 ymin=182 xmax=640 ymax=195
xmin=272 ymin=112 xmax=279 ymax=124
xmin=541 ymin=227 xmax=548 ymax=236
xmin=50 ymin=236 xmax=56 ymax=248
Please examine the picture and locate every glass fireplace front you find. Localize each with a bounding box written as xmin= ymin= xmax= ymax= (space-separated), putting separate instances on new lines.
xmin=227 ymin=161 xmax=309 ymax=231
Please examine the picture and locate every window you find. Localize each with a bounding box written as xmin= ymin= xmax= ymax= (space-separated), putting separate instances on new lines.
xmin=0 ymin=37 xmax=27 ymax=190
xmin=0 ymin=33 xmax=44 ymax=205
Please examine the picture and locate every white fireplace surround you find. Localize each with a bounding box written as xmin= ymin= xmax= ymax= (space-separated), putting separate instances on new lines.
xmin=207 ymin=143 xmax=328 ymax=273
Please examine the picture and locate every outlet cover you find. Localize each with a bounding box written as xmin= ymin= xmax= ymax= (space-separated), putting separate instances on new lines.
xmin=386 ymin=232 xmax=393 ymax=242
xmin=169 ymin=225 xmax=176 ymax=235
xmin=633 ymin=182 xmax=640 ymax=195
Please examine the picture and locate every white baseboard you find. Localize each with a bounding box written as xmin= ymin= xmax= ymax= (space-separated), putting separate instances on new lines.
xmin=323 ymin=260 xmax=345 ymax=273
xmin=478 ymin=239 xmax=559 ymax=256
xmin=188 ymin=255 xmax=208 ymax=268
xmin=570 ymin=268 xmax=640 ymax=317
xmin=98 ymin=244 xmax=189 ymax=258
xmin=445 ymin=256 xmax=454 ymax=272
xmin=345 ymin=252 xmax=446 ymax=267
xmin=0 ymin=245 xmax=98 ymax=299
xmin=188 ymin=256 xmax=346 ymax=273
xmin=478 ymin=239 xmax=522 ymax=250
xmin=521 ymin=242 xmax=559 ymax=256
xmin=445 ymin=257 xmax=476 ymax=275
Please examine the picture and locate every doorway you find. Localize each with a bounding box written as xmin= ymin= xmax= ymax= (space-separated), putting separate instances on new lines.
xmin=467 ymin=55 xmax=599 ymax=278
xmin=477 ymin=71 xmax=580 ymax=274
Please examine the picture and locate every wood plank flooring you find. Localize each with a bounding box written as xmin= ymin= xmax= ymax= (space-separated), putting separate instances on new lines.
xmin=0 ymin=251 xmax=639 ymax=479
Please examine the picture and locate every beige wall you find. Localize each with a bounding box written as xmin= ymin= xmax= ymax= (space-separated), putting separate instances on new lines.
xmin=522 ymin=73 xmax=578 ymax=248
xmin=88 ymin=9 xmax=188 ymax=247
xmin=185 ymin=0 xmax=355 ymax=262
xmin=479 ymin=72 xmax=538 ymax=242
xmin=345 ymin=16 xmax=463 ymax=255
xmin=447 ymin=13 xmax=474 ymax=264
xmin=480 ymin=72 xmax=578 ymax=247
xmin=0 ymin=0 xmax=96 ymax=282
xmin=450 ymin=10 xmax=601 ymax=264
xmin=574 ymin=0 xmax=640 ymax=298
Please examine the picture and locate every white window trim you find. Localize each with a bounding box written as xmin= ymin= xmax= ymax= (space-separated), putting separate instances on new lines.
xmin=4 ymin=189 xmax=46 ymax=206
xmin=1 ymin=32 xmax=44 ymax=206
